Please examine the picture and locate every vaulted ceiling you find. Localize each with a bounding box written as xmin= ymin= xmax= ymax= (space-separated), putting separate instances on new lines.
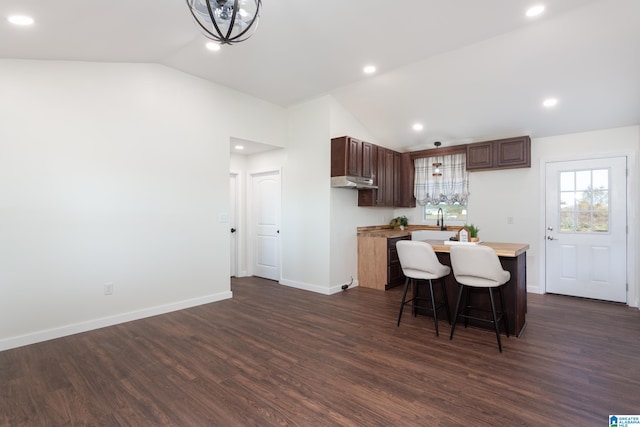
xmin=2 ymin=0 xmax=639 ymax=151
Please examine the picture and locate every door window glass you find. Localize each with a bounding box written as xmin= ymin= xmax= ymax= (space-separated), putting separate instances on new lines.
xmin=559 ymin=168 xmax=609 ymax=232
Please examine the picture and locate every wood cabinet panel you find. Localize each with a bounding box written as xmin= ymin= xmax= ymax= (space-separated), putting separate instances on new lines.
xmin=496 ymin=137 xmax=531 ymax=168
xmin=347 ymin=137 xmax=361 ymax=176
xmin=375 ymin=147 xmax=386 ymax=206
xmin=358 ymin=235 xmax=410 ymax=290
xmin=383 ymin=149 xmax=395 ymax=206
xmin=395 ymin=152 xmax=416 ymax=208
xmin=331 ymin=136 xmax=374 ymax=178
xmin=466 ymin=136 xmax=531 ymax=171
xmin=361 ymin=141 xmax=374 ymax=179
xmin=358 ymin=145 xmax=395 ymax=207
xmin=466 ymin=142 xmax=493 ymax=170
xmin=386 ymin=236 xmax=409 ymax=289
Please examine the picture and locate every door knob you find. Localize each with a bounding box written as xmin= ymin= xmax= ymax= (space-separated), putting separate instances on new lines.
xmin=547 ymin=235 xmax=555 ymax=240
xmin=230 ymin=228 xmax=236 ymax=233
xmin=547 ymin=226 xmax=554 ymax=231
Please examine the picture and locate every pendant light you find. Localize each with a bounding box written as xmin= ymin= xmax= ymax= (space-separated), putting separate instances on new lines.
xmin=185 ymin=0 xmax=262 ymax=45
xmin=432 ymin=162 xmax=442 ymax=177
xmin=432 ymin=141 xmax=442 ymax=177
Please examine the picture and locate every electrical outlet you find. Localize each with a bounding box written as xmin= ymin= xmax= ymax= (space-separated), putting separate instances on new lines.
xmin=104 ymin=282 xmax=114 ymax=295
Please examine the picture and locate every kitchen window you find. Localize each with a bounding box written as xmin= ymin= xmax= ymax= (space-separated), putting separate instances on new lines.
xmin=414 ymin=153 xmax=469 ymax=223
xmin=559 ymin=168 xmax=609 ymax=232
xmin=424 ymin=203 xmax=467 ymax=222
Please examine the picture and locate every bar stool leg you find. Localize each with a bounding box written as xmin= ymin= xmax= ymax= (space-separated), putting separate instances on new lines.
xmin=412 ymin=279 xmax=418 ymax=317
xmin=428 ymin=279 xmax=439 ymax=336
xmin=449 ymin=284 xmax=465 ymax=341
xmin=488 ymin=288 xmax=503 ymax=353
xmin=463 ymin=287 xmax=472 ymax=328
xmin=397 ymin=277 xmax=411 ymax=326
xmin=498 ymin=286 xmax=510 ymax=338
xmin=440 ymin=277 xmax=451 ymax=324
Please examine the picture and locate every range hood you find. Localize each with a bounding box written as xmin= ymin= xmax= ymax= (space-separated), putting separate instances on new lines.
xmin=331 ymin=175 xmax=378 ymax=190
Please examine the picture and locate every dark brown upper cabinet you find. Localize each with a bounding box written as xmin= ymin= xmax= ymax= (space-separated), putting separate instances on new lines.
xmin=331 ymin=136 xmax=374 ymax=178
xmin=466 ymin=136 xmax=531 ymax=171
xmin=332 ymin=136 xmax=415 ymax=208
xmin=395 ymin=152 xmax=416 ymax=208
xmin=359 ymin=145 xmax=392 ymax=207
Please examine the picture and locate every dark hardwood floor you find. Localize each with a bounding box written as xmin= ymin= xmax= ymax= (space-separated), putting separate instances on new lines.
xmin=1 ymin=276 xmax=639 ymax=426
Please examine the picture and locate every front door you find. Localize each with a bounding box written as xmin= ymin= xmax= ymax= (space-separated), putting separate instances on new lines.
xmin=545 ymin=157 xmax=627 ymax=302
xmin=251 ymin=171 xmax=281 ymax=281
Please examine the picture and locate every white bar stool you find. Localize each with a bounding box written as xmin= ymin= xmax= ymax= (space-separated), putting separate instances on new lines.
xmin=449 ymin=245 xmax=511 ymax=352
xmin=396 ymin=240 xmax=451 ymax=336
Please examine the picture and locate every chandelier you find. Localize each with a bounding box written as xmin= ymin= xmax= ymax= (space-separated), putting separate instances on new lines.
xmin=185 ymin=0 xmax=262 ymax=45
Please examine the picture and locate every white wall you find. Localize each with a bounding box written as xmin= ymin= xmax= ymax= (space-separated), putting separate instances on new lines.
xmin=0 ymin=59 xmax=286 ymax=350
xmin=329 ymin=98 xmax=394 ymax=289
xmin=278 ymin=97 xmax=333 ymax=293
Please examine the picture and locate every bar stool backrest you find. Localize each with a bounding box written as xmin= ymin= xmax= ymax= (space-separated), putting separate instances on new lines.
xmin=397 ymin=241 xmax=450 ymax=280
xmin=450 ymin=245 xmax=510 ymax=288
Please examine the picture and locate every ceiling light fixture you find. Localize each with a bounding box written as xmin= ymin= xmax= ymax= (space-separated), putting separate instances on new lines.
xmin=234 ymin=145 xmax=245 ymax=150
xmin=363 ymin=65 xmax=376 ymax=74
xmin=526 ymin=5 xmax=545 ymax=17
xmin=543 ymin=98 xmax=558 ymax=108
xmin=412 ymin=123 xmax=424 ymax=131
xmin=8 ymin=15 xmax=34 ymax=26
xmin=185 ymin=0 xmax=261 ymax=45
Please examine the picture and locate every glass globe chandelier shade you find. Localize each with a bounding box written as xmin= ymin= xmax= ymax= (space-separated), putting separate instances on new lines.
xmin=186 ymin=0 xmax=261 ymax=45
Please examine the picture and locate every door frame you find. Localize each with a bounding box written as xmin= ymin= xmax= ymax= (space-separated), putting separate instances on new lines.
xmin=539 ymin=151 xmax=637 ymax=307
xmin=247 ymin=168 xmax=282 ymax=280
xmin=230 ymin=173 xmax=239 ymax=277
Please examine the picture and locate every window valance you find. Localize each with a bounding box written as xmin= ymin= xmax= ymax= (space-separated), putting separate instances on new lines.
xmin=414 ymin=153 xmax=469 ymax=206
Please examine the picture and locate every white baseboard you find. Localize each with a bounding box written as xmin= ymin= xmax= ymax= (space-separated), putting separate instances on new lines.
xmin=527 ymin=285 xmax=543 ymax=294
xmin=279 ymin=278 xmax=359 ymax=295
xmin=0 ymin=291 xmax=233 ymax=352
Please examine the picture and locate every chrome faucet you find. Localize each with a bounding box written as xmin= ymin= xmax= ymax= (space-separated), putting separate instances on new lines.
xmin=436 ymin=208 xmax=446 ymax=230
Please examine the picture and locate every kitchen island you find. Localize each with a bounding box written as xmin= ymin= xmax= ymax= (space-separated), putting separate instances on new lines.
xmin=415 ymin=240 xmax=529 ymax=337
xmin=357 ymin=227 xmax=529 ymax=336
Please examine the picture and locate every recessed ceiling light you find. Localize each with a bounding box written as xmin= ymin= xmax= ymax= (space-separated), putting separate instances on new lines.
xmin=526 ymin=5 xmax=545 ymax=17
xmin=234 ymin=145 xmax=245 ymax=150
xmin=363 ymin=65 xmax=376 ymax=74
xmin=543 ymin=98 xmax=558 ymax=108
xmin=412 ymin=123 xmax=424 ymax=131
xmin=205 ymin=42 xmax=221 ymax=52
xmin=8 ymin=15 xmax=34 ymax=26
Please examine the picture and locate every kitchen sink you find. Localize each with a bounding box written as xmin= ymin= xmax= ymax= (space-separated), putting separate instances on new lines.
xmin=411 ymin=230 xmax=457 ymax=241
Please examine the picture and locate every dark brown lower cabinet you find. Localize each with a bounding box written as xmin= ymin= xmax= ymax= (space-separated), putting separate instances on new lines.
xmin=386 ymin=236 xmax=409 ymax=289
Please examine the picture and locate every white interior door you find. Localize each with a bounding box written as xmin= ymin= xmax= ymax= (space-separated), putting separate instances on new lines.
xmin=230 ymin=173 xmax=238 ymax=277
xmin=251 ymin=171 xmax=281 ymax=281
xmin=545 ymin=157 xmax=627 ymax=302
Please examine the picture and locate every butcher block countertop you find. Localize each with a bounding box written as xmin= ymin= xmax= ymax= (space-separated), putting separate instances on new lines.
xmin=420 ymin=240 xmax=529 ymax=258
xmin=356 ymin=225 xmax=459 ymax=238
xmin=356 ymin=226 xmax=529 ymax=257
